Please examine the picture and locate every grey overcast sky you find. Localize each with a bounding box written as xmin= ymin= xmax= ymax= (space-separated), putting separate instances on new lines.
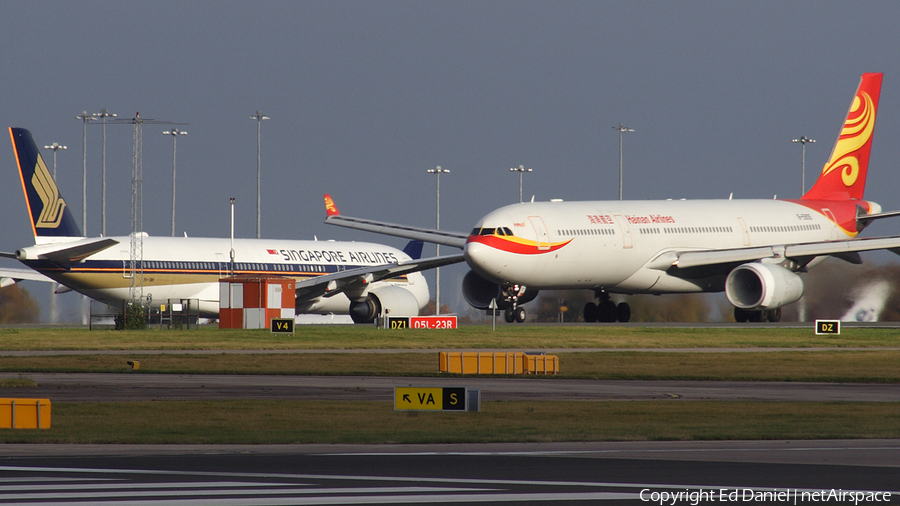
xmin=3 ymin=1 xmax=900 ymax=320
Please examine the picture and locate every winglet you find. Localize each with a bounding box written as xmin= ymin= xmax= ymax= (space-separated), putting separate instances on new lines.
xmin=324 ymin=194 xmax=340 ymax=216
xmin=803 ymin=73 xmax=882 ymax=201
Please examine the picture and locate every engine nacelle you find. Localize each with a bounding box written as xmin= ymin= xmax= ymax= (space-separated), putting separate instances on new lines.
xmin=348 ymin=285 xmax=421 ymax=323
xmin=462 ymin=270 xmax=538 ymax=310
xmin=725 ymin=263 xmax=804 ymax=310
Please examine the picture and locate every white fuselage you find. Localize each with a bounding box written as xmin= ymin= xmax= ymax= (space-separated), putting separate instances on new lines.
xmin=463 ymin=199 xmax=862 ymax=294
xmin=20 ymin=236 xmax=429 ymax=317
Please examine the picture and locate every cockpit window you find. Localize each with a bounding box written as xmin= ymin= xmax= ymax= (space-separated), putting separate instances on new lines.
xmin=472 ymin=227 xmax=515 ymax=237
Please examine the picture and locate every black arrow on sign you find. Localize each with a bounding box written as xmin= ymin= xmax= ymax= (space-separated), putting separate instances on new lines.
xmin=402 ymin=394 xmax=411 ymax=403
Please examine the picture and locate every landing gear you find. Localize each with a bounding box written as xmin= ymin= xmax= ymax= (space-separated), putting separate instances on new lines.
xmin=501 ymin=283 xmax=528 ymax=323
xmin=734 ymin=307 xmax=782 ymax=323
xmin=584 ymin=291 xmax=630 ymax=323
xmin=583 ymin=302 xmax=597 ymax=322
xmin=503 ymin=306 xmax=526 ymax=323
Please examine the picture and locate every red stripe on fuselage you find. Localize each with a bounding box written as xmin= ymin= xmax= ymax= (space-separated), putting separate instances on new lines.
xmin=466 ymin=235 xmax=572 ymax=254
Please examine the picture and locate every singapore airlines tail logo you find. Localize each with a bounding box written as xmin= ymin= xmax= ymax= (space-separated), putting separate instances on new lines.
xmin=820 ymin=90 xmax=876 ymax=189
xmin=31 ymin=155 xmax=67 ymax=229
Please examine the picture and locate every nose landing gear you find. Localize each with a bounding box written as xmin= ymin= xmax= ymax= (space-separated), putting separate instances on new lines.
xmin=501 ymin=283 xmax=528 ymax=323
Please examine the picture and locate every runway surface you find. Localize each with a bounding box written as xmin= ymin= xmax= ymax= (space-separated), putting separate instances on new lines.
xmin=2 ymin=372 xmax=899 ymax=402
xmin=0 ymin=441 xmax=897 ymax=505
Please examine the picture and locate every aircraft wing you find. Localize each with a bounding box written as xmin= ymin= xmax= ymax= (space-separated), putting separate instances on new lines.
xmin=293 ymin=253 xmax=466 ymax=300
xmin=323 ymin=194 xmax=468 ymax=249
xmin=0 ymin=266 xmax=54 ymax=288
xmin=649 ymin=235 xmax=900 ymax=272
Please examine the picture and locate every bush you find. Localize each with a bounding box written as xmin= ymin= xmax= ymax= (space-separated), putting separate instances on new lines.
xmin=115 ymin=304 xmax=147 ymax=330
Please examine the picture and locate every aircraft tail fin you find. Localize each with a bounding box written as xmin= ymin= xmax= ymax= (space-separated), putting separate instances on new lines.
xmin=802 ymin=73 xmax=882 ymax=201
xmin=402 ymin=240 xmax=424 ymax=260
xmin=324 ymin=194 xmax=340 ymax=216
xmin=9 ymin=128 xmax=83 ymax=242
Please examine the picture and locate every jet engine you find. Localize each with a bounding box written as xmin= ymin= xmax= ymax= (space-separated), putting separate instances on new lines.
xmin=348 ymin=285 xmax=421 ymax=323
xmin=462 ymin=270 xmax=538 ymax=310
xmin=725 ymin=263 xmax=804 ymax=310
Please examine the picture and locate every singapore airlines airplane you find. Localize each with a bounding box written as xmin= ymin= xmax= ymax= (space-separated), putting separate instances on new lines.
xmin=326 ymin=73 xmax=900 ymax=323
xmin=1 ymin=128 xmax=464 ymax=322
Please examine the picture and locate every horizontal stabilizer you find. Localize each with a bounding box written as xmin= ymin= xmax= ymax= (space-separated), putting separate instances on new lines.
xmin=0 ymin=267 xmax=54 ymax=285
xmin=16 ymin=238 xmax=119 ymax=268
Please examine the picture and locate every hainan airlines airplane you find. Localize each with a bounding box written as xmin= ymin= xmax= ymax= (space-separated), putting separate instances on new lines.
xmin=1 ymin=128 xmax=464 ymax=322
xmin=326 ymin=73 xmax=900 ymax=323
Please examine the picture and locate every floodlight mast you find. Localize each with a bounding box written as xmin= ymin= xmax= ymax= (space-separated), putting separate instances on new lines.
xmin=163 ymin=128 xmax=188 ymax=236
xmin=43 ymin=142 xmax=67 ymax=179
xmin=509 ymin=164 xmax=532 ymax=203
xmin=426 ymin=165 xmax=450 ymax=315
xmin=250 ymin=111 xmax=270 ymax=239
xmin=75 ymin=111 xmax=97 ymax=235
xmin=612 ymin=123 xmax=634 ymax=200
xmin=93 ymin=109 xmax=116 ymax=236
xmin=42 ymin=142 xmax=67 ymax=324
xmin=792 ymin=136 xmax=816 ymax=196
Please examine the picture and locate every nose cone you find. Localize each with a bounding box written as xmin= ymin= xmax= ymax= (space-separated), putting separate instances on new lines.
xmin=465 ymin=240 xmax=501 ymax=281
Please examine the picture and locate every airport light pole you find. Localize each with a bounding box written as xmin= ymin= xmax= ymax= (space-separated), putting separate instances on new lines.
xmin=613 ymin=123 xmax=634 ymax=200
xmin=43 ymin=142 xmax=67 ymax=179
xmin=163 ymin=128 xmax=187 ymax=236
xmin=427 ymin=166 xmax=450 ymax=315
xmin=509 ymin=165 xmax=532 ymax=203
xmin=250 ymin=111 xmax=269 ymax=239
xmin=76 ymin=111 xmax=97 ymax=235
xmin=792 ymin=136 xmax=816 ymax=196
xmin=43 ymin=142 xmax=67 ymax=324
xmin=230 ymin=197 xmax=236 ymax=276
xmin=76 ymin=111 xmax=96 ymax=326
xmin=93 ymin=109 xmax=116 ymax=236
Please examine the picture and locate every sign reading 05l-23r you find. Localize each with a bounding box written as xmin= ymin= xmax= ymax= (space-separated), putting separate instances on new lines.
xmin=387 ymin=316 xmax=457 ymax=329
xmin=394 ymin=387 xmax=466 ymax=411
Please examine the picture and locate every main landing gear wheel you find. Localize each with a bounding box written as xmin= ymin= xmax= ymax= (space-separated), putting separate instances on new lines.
xmin=616 ymin=302 xmax=631 ymax=323
xmin=583 ymin=302 xmax=598 ymax=323
xmin=734 ymin=307 xmax=782 ymax=323
xmin=597 ymin=300 xmax=617 ymax=322
xmin=504 ymin=308 xmax=515 ymax=323
xmin=584 ymin=291 xmax=631 ymax=323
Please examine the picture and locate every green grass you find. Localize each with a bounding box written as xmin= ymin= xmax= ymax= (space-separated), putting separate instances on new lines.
xmin=2 ymin=325 xmax=896 ymax=444
xmin=2 ymin=401 xmax=898 ymax=444
xmin=0 ymin=325 xmax=898 ymax=351
xmin=2 ymin=351 xmax=898 ymax=383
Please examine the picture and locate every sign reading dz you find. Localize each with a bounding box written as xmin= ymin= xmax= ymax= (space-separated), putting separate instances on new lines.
xmin=394 ymin=387 xmax=467 ymax=411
